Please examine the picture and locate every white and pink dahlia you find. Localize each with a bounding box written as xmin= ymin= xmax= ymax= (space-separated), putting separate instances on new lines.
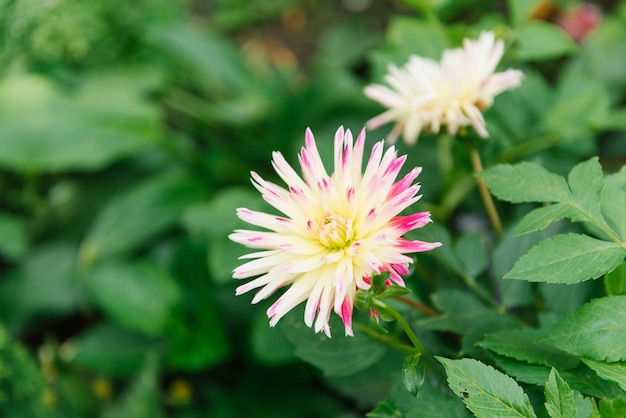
xmin=364 ymin=31 xmax=523 ymax=145
xmin=229 ymin=127 xmax=441 ymax=337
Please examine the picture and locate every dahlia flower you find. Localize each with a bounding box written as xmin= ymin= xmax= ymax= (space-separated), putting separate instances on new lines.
xmin=230 ymin=127 xmax=441 ymax=337
xmin=364 ymin=31 xmax=523 ymax=145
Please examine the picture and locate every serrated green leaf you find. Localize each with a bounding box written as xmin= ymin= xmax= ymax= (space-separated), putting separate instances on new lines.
xmin=514 ymin=204 xmax=571 ymax=236
xmin=480 ymin=328 xmax=579 ymax=370
xmin=539 ymin=280 xmax=603 ymax=317
xmin=380 ymin=373 xmax=471 ymax=418
xmin=601 ymin=167 xmax=626 ymax=240
xmin=505 ymin=233 xmax=626 ymax=284
xmin=567 ymin=158 xmax=605 ymax=225
xmin=599 ymin=398 xmax=626 ymax=418
xmin=581 ymin=359 xmax=626 ymax=391
xmin=539 ymin=296 xmax=626 ymax=362
xmin=544 ymin=368 xmax=578 ymax=418
xmin=491 ymin=354 xmax=553 ymax=386
xmin=480 ymin=162 xmax=571 ymax=204
xmin=280 ymin=308 xmax=386 ymax=377
xmin=88 ymin=261 xmax=181 ymax=336
xmin=438 ymin=357 xmax=537 ymax=418
xmin=492 ymin=355 xmax=625 ymax=400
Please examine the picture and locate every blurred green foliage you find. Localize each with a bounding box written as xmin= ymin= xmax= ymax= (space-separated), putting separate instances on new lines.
xmin=0 ymin=0 xmax=625 ymax=416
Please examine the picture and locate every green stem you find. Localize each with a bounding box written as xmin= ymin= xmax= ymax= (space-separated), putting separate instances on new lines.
xmin=354 ymin=323 xmax=417 ymax=356
xmin=468 ymin=145 xmax=503 ymax=237
xmin=373 ymin=300 xmax=424 ymax=355
xmin=393 ymin=295 xmax=439 ymax=317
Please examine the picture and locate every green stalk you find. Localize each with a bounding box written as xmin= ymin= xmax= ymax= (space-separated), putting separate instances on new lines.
xmin=468 ymin=145 xmax=503 ymax=237
xmin=373 ymin=299 xmax=424 ymax=355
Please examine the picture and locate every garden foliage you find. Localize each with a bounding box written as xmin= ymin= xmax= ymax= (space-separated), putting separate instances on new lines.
xmin=0 ymin=0 xmax=625 ymax=416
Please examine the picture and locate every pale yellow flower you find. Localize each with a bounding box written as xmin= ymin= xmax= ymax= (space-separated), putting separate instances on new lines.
xmin=365 ymin=31 xmax=523 ymax=145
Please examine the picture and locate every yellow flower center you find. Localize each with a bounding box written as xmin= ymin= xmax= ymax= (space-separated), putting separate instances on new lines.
xmin=311 ymin=212 xmax=354 ymax=249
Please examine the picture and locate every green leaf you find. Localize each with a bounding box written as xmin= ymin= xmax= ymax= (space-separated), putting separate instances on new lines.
xmin=539 ymin=280 xmax=602 ymax=317
xmin=0 ymin=214 xmax=27 ymax=261
xmin=455 ymin=232 xmax=488 ymax=279
xmin=581 ymin=359 xmax=626 ymax=392
xmin=601 ymin=167 xmax=626 ymax=240
xmin=539 ymin=296 xmax=626 ymax=362
xmin=250 ymin=310 xmax=295 ymax=366
xmin=181 ymin=188 xmax=264 ymax=239
xmin=515 ymin=21 xmax=577 ymax=60
xmin=165 ymin=301 xmax=230 ymax=371
xmin=370 ymin=373 xmax=471 ymax=418
xmin=102 ymin=352 xmax=163 ymax=418
xmin=207 ymin=237 xmax=249 ymax=286
xmin=491 ymin=354 xmax=554 ymax=386
xmin=387 ymin=17 xmax=448 ymax=59
xmin=493 ymin=355 xmax=625 ymax=400
xmin=494 ymin=227 xmax=557 ymax=308
xmin=0 ymin=72 xmax=160 ymax=173
xmin=0 ymin=243 xmax=82 ymax=332
xmin=568 ymin=17 xmax=626 ymax=101
xmin=515 ymin=204 xmax=571 ymax=236
xmin=420 ymin=290 xmax=495 ymax=334
xmin=401 ymin=354 xmax=425 ymax=397
xmin=417 ymin=223 xmax=467 ymax=279
xmin=544 ymin=368 xmax=578 ymax=418
xmin=378 ymin=285 xmax=412 ymax=299
xmin=505 ymin=233 xmax=626 ymax=284
xmin=605 ymin=260 xmax=626 ymax=296
xmin=566 ymin=157 xmax=605 ymax=225
xmin=507 ymin=0 xmax=545 ymax=26
xmin=366 ymin=398 xmax=399 ymax=418
xmin=80 ymin=174 xmax=204 ymax=264
xmin=72 ymin=323 xmax=161 ymax=377
xmin=88 ymin=261 xmax=181 ymax=336
xmin=327 ymin=350 xmax=403 ymax=410
xmin=480 ymin=162 xmax=571 ymax=204
xmin=438 ymin=357 xmax=537 ymax=418
xmin=480 ymin=328 xmax=579 ymax=370
xmin=543 ymin=78 xmax=610 ymax=139
xmin=147 ymin=24 xmax=256 ymax=93
xmin=599 ymin=398 xmax=626 ymax=418
xmin=280 ymin=308 xmax=386 ymax=377
xmin=592 ymin=107 xmax=626 ymax=131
